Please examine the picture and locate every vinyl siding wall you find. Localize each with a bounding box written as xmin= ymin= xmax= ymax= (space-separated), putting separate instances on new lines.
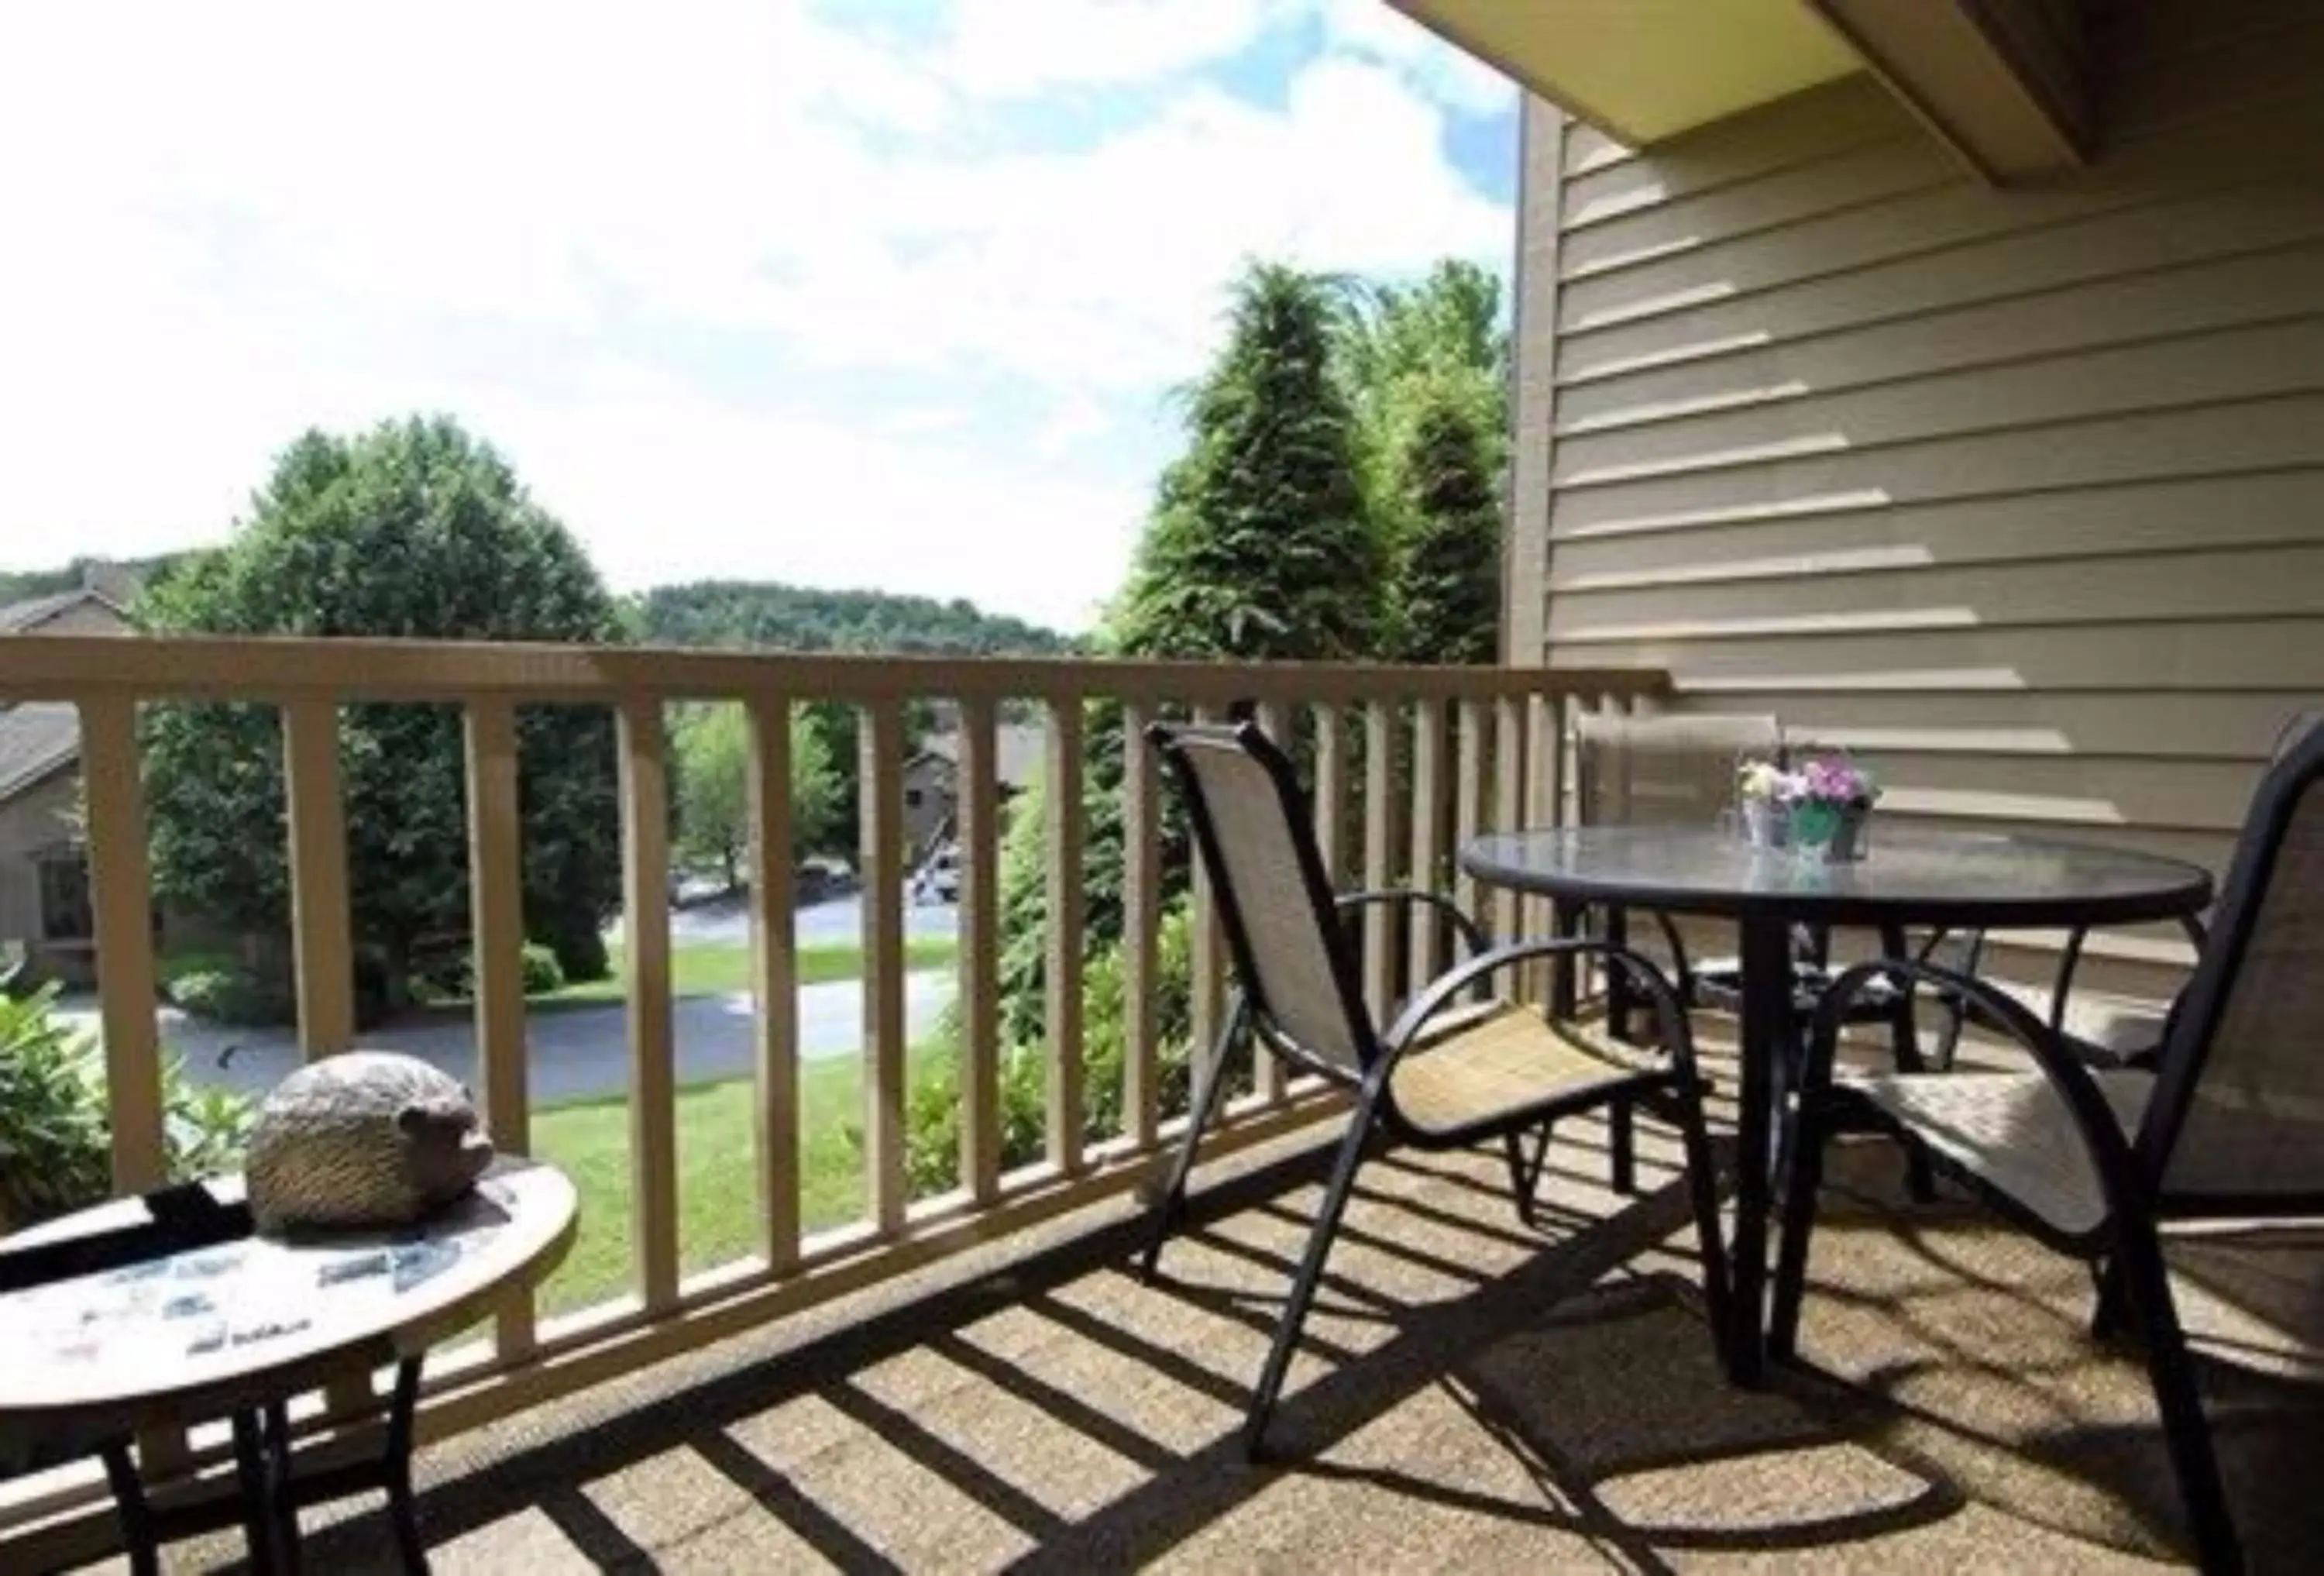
xmin=1513 ymin=0 xmax=2324 ymax=994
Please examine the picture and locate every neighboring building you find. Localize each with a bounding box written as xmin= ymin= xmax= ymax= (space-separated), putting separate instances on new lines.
xmin=902 ymin=723 xmax=1047 ymax=861
xmin=1398 ymin=0 xmax=2324 ymax=1002
xmin=0 ymin=584 xmax=136 ymax=981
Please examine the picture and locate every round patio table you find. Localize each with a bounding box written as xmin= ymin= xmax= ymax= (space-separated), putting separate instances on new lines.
xmin=1459 ymin=824 xmax=2212 ymax=1385
xmin=0 ymin=1158 xmax=576 ymax=1575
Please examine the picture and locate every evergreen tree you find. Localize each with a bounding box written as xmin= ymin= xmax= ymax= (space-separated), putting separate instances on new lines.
xmin=1385 ymin=376 xmax=1502 ymax=665
xmin=999 ymin=263 xmax=1377 ymax=1044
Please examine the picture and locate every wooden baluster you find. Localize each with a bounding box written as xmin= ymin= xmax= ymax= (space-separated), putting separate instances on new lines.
xmin=1363 ymin=700 xmax=1396 ymax=1024
xmin=1043 ymin=695 xmax=1086 ymax=1174
xmin=859 ymin=700 xmax=907 ymax=1233
xmin=80 ymin=697 xmax=183 ymax=1478
xmin=463 ymin=700 xmax=533 ymax=1357
xmin=1121 ymin=702 xmax=1161 ymax=1151
xmin=284 ymin=700 xmax=371 ymax=1418
xmin=77 ymin=697 xmax=166 ymax=1193
xmin=283 ymin=700 xmax=354 ymax=1061
xmin=746 ymin=698 xmax=800 ymax=1273
xmin=1313 ymin=703 xmax=1346 ymax=887
xmin=1455 ymin=699 xmax=1488 ymax=930
xmin=1408 ymin=700 xmax=1446 ymax=988
xmin=1525 ymin=693 xmax=1566 ymax=1003
xmin=619 ymin=700 xmax=679 ymax=1309
xmin=957 ymin=697 xmax=1003 ymax=1200
xmin=1493 ymin=695 xmax=1532 ymax=973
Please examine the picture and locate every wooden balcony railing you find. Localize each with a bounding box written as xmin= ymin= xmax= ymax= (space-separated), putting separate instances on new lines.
xmin=0 ymin=634 xmax=1667 ymax=1539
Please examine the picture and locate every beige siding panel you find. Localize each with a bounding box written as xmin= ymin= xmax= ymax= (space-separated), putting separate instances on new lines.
xmin=1549 ymin=544 xmax=2324 ymax=644
xmin=1562 ymin=77 xmax=1903 ymax=225
xmin=1551 ymin=622 xmax=2324 ymax=694
xmin=1555 ymin=319 xmax=2324 ymax=485
xmin=1559 ymin=121 xmax=2322 ymax=338
xmin=1558 ymin=243 xmax=2324 ymax=432
xmin=1552 ymin=397 xmax=2324 ymax=536
xmin=1731 ymin=690 xmax=2324 ymax=763
xmin=1562 ymin=122 xmax=1634 ymax=178
xmin=1549 ymin=470 xmax=2324 ymax=588
xmin=1854 ymin=755 xmax=2264 ymax=835
xmin=1559 ymin=189 xmax=2324 ymax=386
xmin=1561 ymin=132 xmax=1950 ymax=279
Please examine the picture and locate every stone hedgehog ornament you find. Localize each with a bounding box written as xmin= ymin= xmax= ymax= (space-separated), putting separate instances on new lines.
xmin=244 ymin=1051 xmax=493 ymax=1234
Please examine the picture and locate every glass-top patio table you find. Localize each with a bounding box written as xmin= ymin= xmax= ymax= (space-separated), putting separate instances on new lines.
xmin=1459 ymin=824 xmax=2214 ymax=1385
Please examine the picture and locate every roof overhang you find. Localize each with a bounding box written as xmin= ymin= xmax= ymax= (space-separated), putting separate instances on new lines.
xmin=1388 ymin=0 xmax=2095 ymax=181
xmin=1387 ymin=0 xmax=1862 ymax=146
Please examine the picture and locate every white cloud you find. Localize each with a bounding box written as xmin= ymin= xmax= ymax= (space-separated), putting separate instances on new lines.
xmin=0 ymin=0 xmax=1512 ymax=631
xmin=1316 ymin=0 xmax=1514 ymax=116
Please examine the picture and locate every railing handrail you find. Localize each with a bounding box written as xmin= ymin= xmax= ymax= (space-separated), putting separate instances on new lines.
xmin=0 ymin=632 xmax=1670 ymax=706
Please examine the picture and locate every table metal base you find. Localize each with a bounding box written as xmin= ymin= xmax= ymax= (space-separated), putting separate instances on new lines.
xmin=101 ymin=1357 xmax=428 ymax=1576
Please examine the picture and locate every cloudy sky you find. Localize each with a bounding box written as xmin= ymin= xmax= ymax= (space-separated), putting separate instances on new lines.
xmin=0 ymin=2 xmax=1515 ymax=631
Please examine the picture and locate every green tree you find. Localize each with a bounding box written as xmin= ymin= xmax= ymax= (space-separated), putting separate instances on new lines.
xmin=1000 ymin=263 xmax=1377 ymax=1044
xmin=140 ymin=416 xmax=624 ymax=999
xmin=1337 ymin=260 xmax=1508 ymax=665
xmin=1384 ymin=376 xmax=1502 ymax=664
xmin=672 ymin=703 xmax=843 ymax=891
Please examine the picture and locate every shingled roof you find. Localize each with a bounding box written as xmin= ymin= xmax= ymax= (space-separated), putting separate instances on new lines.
xmin=0 ymin=701 xmax=79 ymax=804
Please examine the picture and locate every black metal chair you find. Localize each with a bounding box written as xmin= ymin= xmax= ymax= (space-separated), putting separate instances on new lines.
xmin=1771 ymin=714 xmax=2324 ymax=1575
xmin=1138 ymin=720 xmax=1732 ymax=1461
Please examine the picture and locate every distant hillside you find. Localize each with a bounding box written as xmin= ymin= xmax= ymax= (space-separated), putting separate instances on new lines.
xmin=2 ymin=557 xmax=1075 ymax=660
xmin=633 ymin=580 xmax=1077 ymax=656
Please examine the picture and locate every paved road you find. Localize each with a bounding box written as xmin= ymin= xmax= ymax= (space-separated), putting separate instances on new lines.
xmin=61 ymin=971 xmax=961 ymax=1108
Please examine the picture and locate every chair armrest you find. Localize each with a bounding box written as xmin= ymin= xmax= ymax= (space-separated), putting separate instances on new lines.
xmin=1803 ymin=957 xmax=2143 ymax=1210
xmin=1333 ymin=889 xmax=1490 ymax=959
xmin=1378 ymin=938 xmax=1700 ymax=1085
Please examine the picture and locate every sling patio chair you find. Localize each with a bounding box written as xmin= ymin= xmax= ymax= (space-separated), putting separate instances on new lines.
xmin=1569 ymin=711 xmax=1956 ymax=1199
xmin=1940 ymin=711 xmax=2317 ymax=1076
xmin=1138 ymin=719 xmax=1731 ymax=1461
xmin=1770 ymin=713 xmax=2324 ymax=1575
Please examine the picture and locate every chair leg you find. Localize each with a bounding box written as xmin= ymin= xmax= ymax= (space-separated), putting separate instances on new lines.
xmin=1245 ymin=1110 xmax=1377 ymax=1463
xmin=1608 ymin=1098 xmax=1637 ymax=1196
xmin=1768 ymin=1101 xmax=1828 ymax=1364
xmin=1673 ymin=1082 xmax=1734 ymax=1354
xmin=2115 ymin=1223 xmax=2242 ymax=1574
xmin=2090 ymin=1256 xmax=2129 ymax=1341
xmin=1140 ymin=994 xmax=1246 ymax=1284
xmin=1500 ymin=1131 xmax=1536 ymax=1227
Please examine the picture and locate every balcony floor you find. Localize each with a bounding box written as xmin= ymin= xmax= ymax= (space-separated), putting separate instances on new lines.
xmin=80 ymin=1033 xmax=2324 ymax=1574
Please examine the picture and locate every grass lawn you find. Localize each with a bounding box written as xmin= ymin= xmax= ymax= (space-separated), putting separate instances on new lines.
xmin=528 ymin=1046 xmax=953 ymax=1315
xmin=533 ymin=936 xmax=957 ymax=1007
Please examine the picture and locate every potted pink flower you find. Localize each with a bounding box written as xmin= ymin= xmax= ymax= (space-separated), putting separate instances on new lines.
xmin=1787 ymin=753 xmax=1879 ymax=862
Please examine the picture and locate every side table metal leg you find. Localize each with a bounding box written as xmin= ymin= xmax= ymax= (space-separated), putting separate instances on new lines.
xmin=385 ymin=1357 xmax=431 ymax=1574
xmin=231 ymin=1410 xmax=278 ymax=1574
xmin=263 ymin=1399 xmax=304 ymax=1575
xmin=99 ymin=1439 xmax=160 ymax=1576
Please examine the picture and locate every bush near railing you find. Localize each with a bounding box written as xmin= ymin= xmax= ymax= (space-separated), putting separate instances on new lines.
xmin=0 ymin=978 xmax=253 ymax=1233
xmin=896 ymin=902 xmax=1222 ymax=1197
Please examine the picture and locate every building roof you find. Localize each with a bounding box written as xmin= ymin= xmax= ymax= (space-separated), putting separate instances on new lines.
xmin=919 ymin=722 xmax=1047 ymax=790
xmin=0 ymin=583 xmax=128 ymax=634
xmin=0 ymin=701 xmax=81 ymax=803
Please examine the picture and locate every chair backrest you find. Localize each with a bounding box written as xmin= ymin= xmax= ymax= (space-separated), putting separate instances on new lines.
xmin=1573 ymin=711 xmax=1783 ymax=827
xmin=2142 ymin=713 xmax=2324 ymax=1203
xmin=1150 ymin=721 xmax=1377 ymax=1079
